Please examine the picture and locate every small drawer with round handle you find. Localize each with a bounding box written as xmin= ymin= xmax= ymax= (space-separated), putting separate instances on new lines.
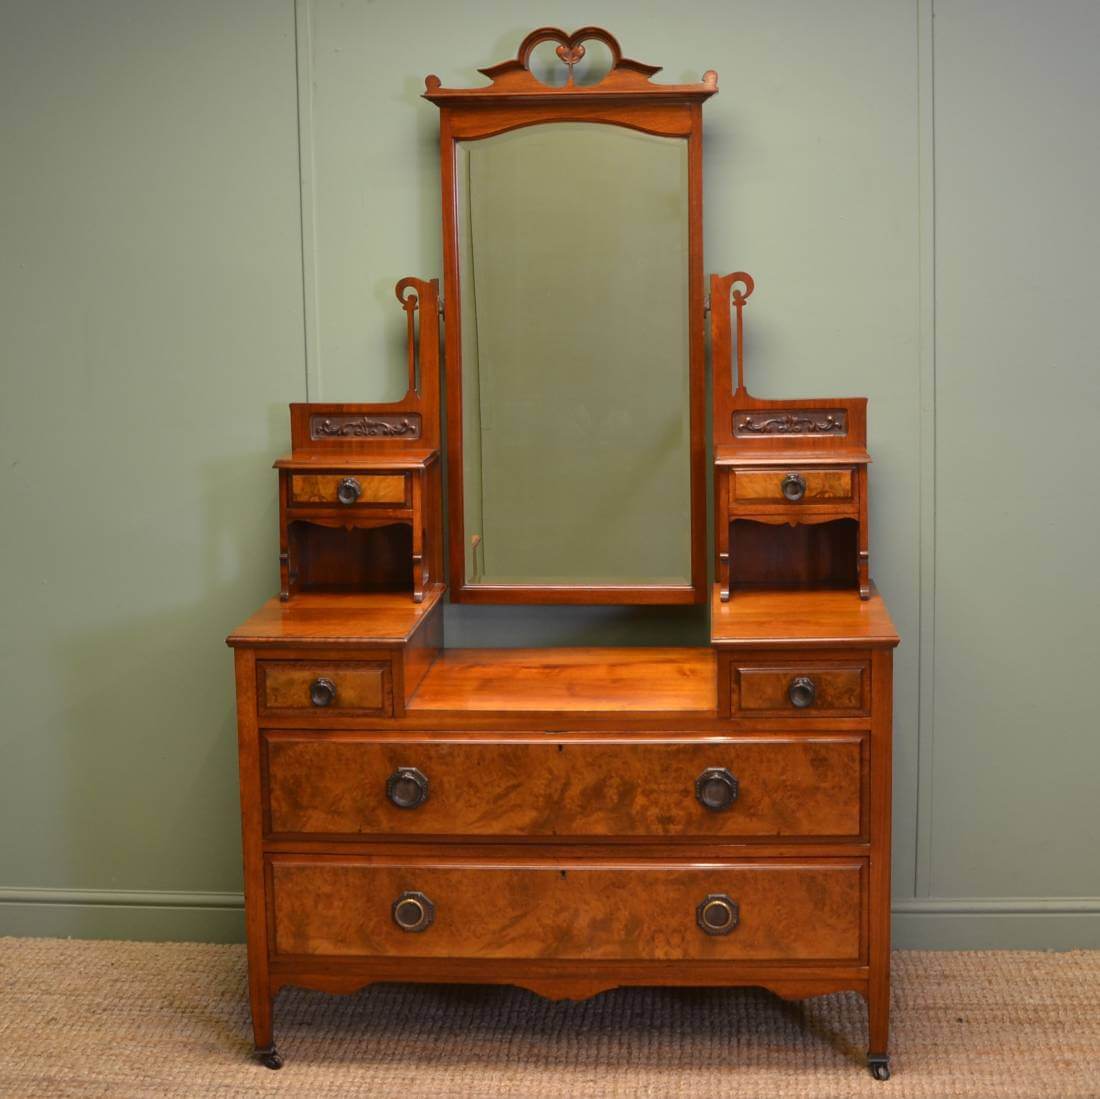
xmin=288 ymin=473 xmax=408 ymax=508
xmin=262 ymin=734 xmax=866 ymax=840
xmin=268 ymin=855 xmax=865 ymax=962
xmin=731 ymin=660 xmax=869 ymax=717
xmin=258 ymin=661 xmax=393 ymax=717
xmin=730 ymin=467 xmax=854 ymax=507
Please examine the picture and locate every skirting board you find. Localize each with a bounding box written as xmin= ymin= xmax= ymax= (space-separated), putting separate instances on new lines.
xmin=3 ymin=889 xmax=1100 ymax=949
xmin=0 ymin=889 xmax=245 ymax=944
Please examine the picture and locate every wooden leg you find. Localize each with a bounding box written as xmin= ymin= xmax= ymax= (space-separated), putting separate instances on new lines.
xmin=867 ymin=982 xmax=890 ymax=1079
xmin=250 ymin=985 xmax=281 ymax=1069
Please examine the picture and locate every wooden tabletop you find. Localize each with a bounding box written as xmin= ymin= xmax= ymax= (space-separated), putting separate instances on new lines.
xmin=710 ymin=585 xmax=899 ymax=649
xmin=714 ymin=445 xmax=870 ymax=466
xmin=226 ymin=585 xmax=444 ymax=647
xmin=408 ymin=647 xmax=717 ymax=713
xmin=273 ymin=449 xmax=438 ymax=470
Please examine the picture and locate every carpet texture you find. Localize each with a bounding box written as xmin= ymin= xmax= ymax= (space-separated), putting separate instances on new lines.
xmin=1 ymin=938 xmax=1098 ymax=1097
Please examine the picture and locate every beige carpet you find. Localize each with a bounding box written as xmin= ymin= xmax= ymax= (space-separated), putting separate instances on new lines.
xmin=1 ymin=939 xmax=1098 ymax=1098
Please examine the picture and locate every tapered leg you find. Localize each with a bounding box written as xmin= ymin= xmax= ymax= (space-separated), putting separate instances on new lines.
xmin=867 ymin=983 xmax=890 ymax=1080
xmin=250 ymin=986 xmax=281 ymax=1069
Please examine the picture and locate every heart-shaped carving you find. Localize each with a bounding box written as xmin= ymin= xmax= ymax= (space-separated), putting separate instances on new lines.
xmin=555 ymin=43 xmax=586 ymax=67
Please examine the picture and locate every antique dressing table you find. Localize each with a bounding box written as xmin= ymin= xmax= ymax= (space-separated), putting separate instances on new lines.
xmin=228 ymin=27 xmax=898 ymax=1081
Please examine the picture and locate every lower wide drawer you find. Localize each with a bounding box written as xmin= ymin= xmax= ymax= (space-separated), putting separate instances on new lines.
xmin=269 ymin=856 xmax=864 ymax=962
xmin=263 ymin=735 xmax=866 ymax=840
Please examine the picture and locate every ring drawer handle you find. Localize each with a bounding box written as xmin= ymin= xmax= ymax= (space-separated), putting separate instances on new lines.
xmin=781 ymin=472 xmax=806 ymax=501
xmin=309 ymin=677 xmax=337 ymax=707
xmin=697 ymin=894 xmax=739 ymax=936
xmin=695 ymin=768 xmax=739 ymax=812
xmin=392 ymin=891 xmax=434 ymax=932
xmin=788 ymin=675 xmax=816 ymax=708
xmin=337 ymin=477 xmax=362 ymax=505
xmin=387 ymin=767 xmax=429 ymax=809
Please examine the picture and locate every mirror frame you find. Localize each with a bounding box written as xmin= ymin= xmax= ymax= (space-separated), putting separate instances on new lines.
xmin=425 ymin=27 xmax=718 ymax=605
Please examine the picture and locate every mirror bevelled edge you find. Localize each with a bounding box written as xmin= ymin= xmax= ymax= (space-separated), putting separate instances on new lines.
xmin=424 ymin=27 xmax=718 ymax=605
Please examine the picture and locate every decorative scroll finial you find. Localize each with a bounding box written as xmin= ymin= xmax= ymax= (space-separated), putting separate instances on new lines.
xmin=423 ymin=27 xmax=717 ymax=102
xmin=395 ymin=277 xmax=421 ymax=396
xmin=710 ymin=272 xmax=755 ymax=395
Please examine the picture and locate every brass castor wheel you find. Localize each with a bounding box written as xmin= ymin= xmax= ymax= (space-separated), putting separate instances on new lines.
xmin=868 ymin=1054 xmax=891 ymax=1081
xmin=256 ymin=1047 xmax=283 ymax=1070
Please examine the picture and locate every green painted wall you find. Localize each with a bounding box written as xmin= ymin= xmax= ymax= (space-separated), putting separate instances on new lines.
xmin=0 ymin=0 xmax=1096 ymax=948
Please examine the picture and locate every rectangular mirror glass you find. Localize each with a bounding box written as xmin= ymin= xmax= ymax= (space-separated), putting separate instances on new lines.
xmin=456 ymin=123 xmax=692 ymax=593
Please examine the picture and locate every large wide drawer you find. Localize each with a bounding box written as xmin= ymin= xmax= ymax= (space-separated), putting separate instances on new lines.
xmin=262 ymin=735 xmax=866 ymax=840
xmin=269 ymin=856 xmax=865 ymax=962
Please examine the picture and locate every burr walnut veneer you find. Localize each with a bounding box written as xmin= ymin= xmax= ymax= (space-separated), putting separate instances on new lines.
xmin=228 ymin=25 xmax=899 ymax=1085
xmin=229 ymin=585 xmax=897 ymax=1076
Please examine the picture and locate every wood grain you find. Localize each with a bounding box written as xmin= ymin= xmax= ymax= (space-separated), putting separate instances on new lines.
xmin=260 ymin=661 xmax=390 ymax=715
xmin=710 ymin=585 xmax=899 ymax=650
xmin=289 ymin=474 xmax=407 ymax=506
xmin=408 ymin=648 xmax=715 ymax=713
xmin=263 ymin=735 xmax=866 ymax=840
xmin=269 ymin=856 xmax=863 ymax=963
xmin=227 ymin=588 xmax=444 ymax=648
xmin=731 ymin=469 xmax=853 ymax=504
xmin=734 ymin=663 xmax=867 ymax=715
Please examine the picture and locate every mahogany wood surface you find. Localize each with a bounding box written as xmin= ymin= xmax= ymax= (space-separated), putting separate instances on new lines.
xmin=408 ymin=647 xmax=715 ymax=713
xmin=262 ymin=734 xmax=866 ymax=840
xmin=267 ymin=957 xmax=869 ymax=1003
xmin=727 ymin=519 xmax=859 ymax=593
xmin=286 ymin=523 xmax=413 ymax=598
xmin=710 ymin=585 xmax=899 ymax=650
xmin=268 ymin=855 xmax=864 ymax=963
xmin=227 ymin=588 xmax=444 ymax=648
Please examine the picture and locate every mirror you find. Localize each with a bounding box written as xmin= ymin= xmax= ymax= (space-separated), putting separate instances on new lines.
xmin=455 ymin=124 xmax=692 ymax=593
xmin=426 ymin=27 xmax=717 ymax=604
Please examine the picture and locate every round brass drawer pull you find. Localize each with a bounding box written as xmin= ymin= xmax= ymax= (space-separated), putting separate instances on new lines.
xmin=308 ymin=677 xmax=337 ymax=707
xmin=781 ymin=472 xmax=806 ymax=502
xmin=337 ymin=477 xmax=362 ymax=505
xmin=392 ymin=891 xmax=434 ymax=932
xmin=387 ymin=767 xmax=429 ymax=809
xmin=788 ymin=675 xmax=816 ymax=708
xmin=697 ymin=894 xmax=739 ymax=936
xmin=695 ymin=768 xmax=739 ymax=812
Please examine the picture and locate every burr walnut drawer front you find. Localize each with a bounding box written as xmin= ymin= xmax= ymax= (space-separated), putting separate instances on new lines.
xmin=269 ymin=856 xmax=864 ymax=962
xmin=287 ymin=473 xmax=408 ymax=508
xmin=262 ymin=736 xmax=866 ymax=840
xmin=258 ymin=661 xmax=392 ymax=717
xmin=731 ymin=660 xmax=869 ymax=717
xmin=730 ymin=468 xmax=854 ymax=506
